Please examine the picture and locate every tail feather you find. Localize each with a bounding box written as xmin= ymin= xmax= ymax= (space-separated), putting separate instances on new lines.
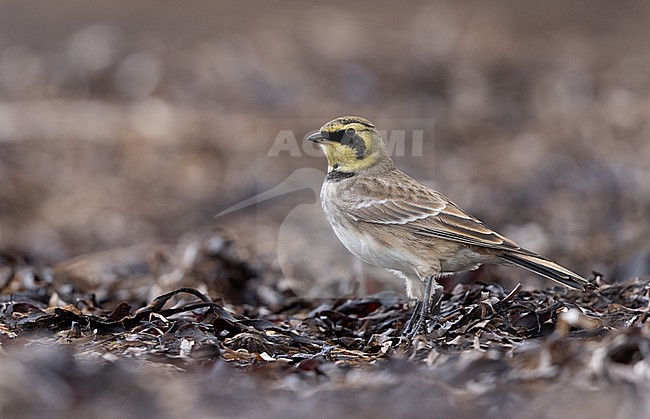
xmin=501 ymin=252 xmax=590 ymax=291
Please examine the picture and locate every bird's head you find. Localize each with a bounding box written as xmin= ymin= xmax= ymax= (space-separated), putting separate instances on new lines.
xmin=307 ymin=116 xmax=392 ymax=173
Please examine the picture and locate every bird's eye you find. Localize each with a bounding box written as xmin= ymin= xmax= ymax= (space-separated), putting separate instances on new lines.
xmin=341 ymin=128 xmax=357 ymax=146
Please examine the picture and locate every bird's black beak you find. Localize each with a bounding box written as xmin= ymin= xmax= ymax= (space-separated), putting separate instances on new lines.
xmin=307 ymin=131 xmax=328 ymax=144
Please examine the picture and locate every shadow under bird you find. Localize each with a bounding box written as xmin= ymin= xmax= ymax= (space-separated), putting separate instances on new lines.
xmin=307 ymin=116 xmax=591 ymax=336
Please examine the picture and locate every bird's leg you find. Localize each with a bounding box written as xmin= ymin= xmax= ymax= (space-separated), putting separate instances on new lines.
xmin=404 ymin=300 xmax=422 ymax=335
xmin=429 ymin=284 xmax=444 ymax=316
xmin=404 ymin=276 xmax=433 ymax=338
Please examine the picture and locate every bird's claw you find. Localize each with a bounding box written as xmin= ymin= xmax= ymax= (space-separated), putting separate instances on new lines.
xmin=401 ymin=281 xmax=444 ymax=340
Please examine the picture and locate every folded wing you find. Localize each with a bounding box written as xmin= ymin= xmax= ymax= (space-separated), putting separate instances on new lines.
xmin=345 ymin=176 xmax=590 ymax=290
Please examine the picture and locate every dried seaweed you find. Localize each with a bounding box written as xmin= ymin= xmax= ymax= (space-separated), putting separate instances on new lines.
xmin=0 ymin=250 xmax=649 ymax=418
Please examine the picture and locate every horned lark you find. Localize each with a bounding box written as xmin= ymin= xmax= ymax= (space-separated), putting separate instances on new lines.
xmin=307 ymin=116 xmax=590 ymax=335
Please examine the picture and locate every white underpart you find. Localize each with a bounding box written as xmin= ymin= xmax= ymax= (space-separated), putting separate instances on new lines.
xmin=322 ymin=184 xmax=433 ymax=299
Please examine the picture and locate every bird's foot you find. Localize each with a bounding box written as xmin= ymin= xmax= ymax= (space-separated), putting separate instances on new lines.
xmin=401 ymin=282 xmax=444 ymax=340
xmin=430 ymin=285 xmax=444 ymax=316
xmin=403 ymin=300 xmax=422 ymax=337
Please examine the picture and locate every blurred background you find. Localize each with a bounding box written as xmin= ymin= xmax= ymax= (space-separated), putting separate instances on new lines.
xmin=1 ymin=0 xmax=649 ymax=300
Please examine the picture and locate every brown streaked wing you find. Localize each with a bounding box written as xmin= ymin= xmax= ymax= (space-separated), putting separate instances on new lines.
xmin=347 ymin=177 xmax=533 ymax=253
xmin=411 ymin=201 xmax=523 ymax=250
xmin=346 ymin=178 xmax=446 ymax=225
xmin=349 ymin=198 xmax=444 ymax=224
